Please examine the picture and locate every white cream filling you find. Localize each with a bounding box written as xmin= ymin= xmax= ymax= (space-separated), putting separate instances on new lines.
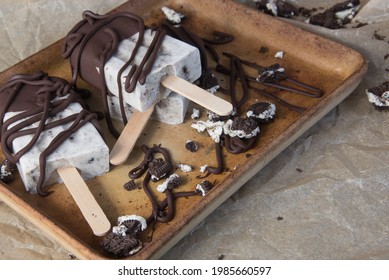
xmin=274 ymin=51 xmax=284 ymax=58
xmin=266 ymin=0 xmax=278 ymax=16
xmin=161 ymin=6 xmax=185 ymax=24
xmin=156 ymin=173 xmax=180 ymax=193
xmin=200 ymin=165 xmax=208 ymax=173
xmin=177 ymin=163 xmax=193 ymax=172
xmin=191 ymin=108 xmax=200 ymax=119
xmin=117 ymin=214 xmax=147 ymax=231
xmin=196 ymin=184 xmax=206 ymax=196
xmin=246 ymin=103 xmax=276 ymax=120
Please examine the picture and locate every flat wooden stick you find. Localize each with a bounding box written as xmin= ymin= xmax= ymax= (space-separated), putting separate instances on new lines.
xmin=57 ymin=166 xmax=111 ymax=236
xmin=161 ymin=75 xmax=233 ymax=116
xmin=109 ymin=105 xmax=155 ymax=165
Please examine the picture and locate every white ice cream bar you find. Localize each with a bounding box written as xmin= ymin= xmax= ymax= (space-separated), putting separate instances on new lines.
xmin=5 ymin=102 xmax=109 ymax=193
xmin=104 ymin=29 xmax=201 ymax=112
xmin=152 ymin=92 xmax=189 ymax=124
xmin=108 ymin=92 xmax=189 ymax=125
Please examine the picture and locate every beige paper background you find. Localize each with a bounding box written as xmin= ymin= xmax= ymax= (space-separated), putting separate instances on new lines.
xmin=0 ymin=0 xmax=388 ymax=259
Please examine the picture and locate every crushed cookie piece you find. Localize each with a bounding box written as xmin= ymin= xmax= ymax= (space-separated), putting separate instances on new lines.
xmin=0 ymin=159 xmax=15 ymax=184
xmin=246 ymin=101 xmax=277 ymax=123
xmin=185 ymin=140 xmax=199 ymax=152
xmin=195 ymin=180 xmax=214 ymax=196
xmin=101 ymin=215 xmax=147 ymax=258
xmin=256 ymin=64 xmax=286 ymax=83
xmin=366 ymin=81 xmax=389 ymax=110
xmin=157 ymin=173 xmax=182 ymax=192
xmin=123 ymin=179 xmax=138 ymax=191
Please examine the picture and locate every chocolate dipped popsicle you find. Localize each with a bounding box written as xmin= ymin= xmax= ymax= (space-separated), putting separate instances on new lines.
xmin=0 ymin=72 xmax=110 ymax=236
xmin=63 ymin=11 xmax=232 ymax=165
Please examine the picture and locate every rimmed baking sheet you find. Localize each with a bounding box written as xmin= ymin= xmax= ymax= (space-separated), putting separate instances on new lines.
xmin=0 ymin=0 xmax=367 ymax=259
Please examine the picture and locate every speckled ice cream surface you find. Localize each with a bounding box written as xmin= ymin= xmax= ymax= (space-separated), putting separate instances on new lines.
xmin=104 ymin=29 xmax=201 ymax=112
xmin=4 ymin=102 xmax=109 ymax=193
xmin=108 ymin=91 xmax=189 ymax=125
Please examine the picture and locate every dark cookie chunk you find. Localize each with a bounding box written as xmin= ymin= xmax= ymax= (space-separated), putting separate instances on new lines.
xmin=308 ymin=0 xmax=360 ymax=29
xmin=0 ymin=159 xmax=16 ymax=184
xmin=195 ymin=180 xmax=214 ymax=196
xmin=256 ymin=63 xmax=286 ymax=83
xmin=123 ymin=179 xmax=138 ymax=191
xmin=120 ymin=219 xmax=144 ymax=235
xmin=246 ymin=101 xmax=277 ymax=123
xmin=230 ymin=117 xmax=260 ymax=139
xmin=166 ymin=174 xmax=182 ymax=189
xmin=366 ymin=81 xmax=389 ymax=111
xmin=199 ymin=68 xmax=219 ymax=93
xmin=259 ymin=46 xmax=269 ymax=53
xmin=308 ymin=10 xmax=343 ymax=29
xmin=185 ymin=140 xmax=199 ymax=152
xmin=148 ymin=158 xmax=172 ymax=181
xmin=101 ymin=232 xmax=142 ymax=258
xmin=101 ymin=215 xmax=146 ymax=258
xmin=255 ymin=0 xmax=299 ymax=18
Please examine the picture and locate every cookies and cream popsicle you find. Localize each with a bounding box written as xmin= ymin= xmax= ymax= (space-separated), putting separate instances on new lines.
xmin=63 ymin=11 xmax=232 ymax=165
xmin=0 ymin=72 xmax=111 ymax=236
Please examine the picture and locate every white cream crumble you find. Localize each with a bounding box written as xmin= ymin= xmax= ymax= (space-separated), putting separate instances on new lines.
xmin=274 ymin=51 xmax=284 ymax=58
xmin=196 ymin=184 xmax=206 ymax=196
xmin=117 ymin=214 xmax=147 ymax=231
xmin=161 ymin=6 xmax=185 ymax=24
xmin=207 ymin=85 xmax=220 ymax=94
xmin=223 ymin=119 xmax=260 ymax=139
xmin=256 ymin=67 xmax=285 ymax=82
xmin=157 ymin=173 xmax=180 ymax=193
xmin=191 ymin=108 xmax=200 ymax=119
xmin=177 ymin=163 xmax=193 ymax=172
xmin=265 ymin=0 xmax=278 ymax=16
xmin=200 ymin=165 xmax=208 ymax=173
xmin=112 ymin=225 xmax=128 ymax=237
xmin=191 ymin=120 xmax=225 ymax=143
xmin=247 ymin=103 xmax=276 ymax=120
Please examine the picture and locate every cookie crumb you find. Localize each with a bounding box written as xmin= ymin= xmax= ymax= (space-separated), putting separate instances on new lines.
xmin=185 ymin=140 xmax=199 ymax=152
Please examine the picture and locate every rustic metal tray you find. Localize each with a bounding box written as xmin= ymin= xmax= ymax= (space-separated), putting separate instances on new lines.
xmin=0 ymin=0 xmax=367 ymax=259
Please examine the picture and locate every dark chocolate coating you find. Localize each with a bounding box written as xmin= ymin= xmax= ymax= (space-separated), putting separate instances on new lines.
xmin=63 ymin=11 xmax=145 ymax=90
xmin=63 ymin=11 xmax=163 ymax=137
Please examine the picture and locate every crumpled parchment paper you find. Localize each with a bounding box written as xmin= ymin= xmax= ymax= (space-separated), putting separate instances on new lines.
xmin=1 ymin=0 xmax=388 ymax=260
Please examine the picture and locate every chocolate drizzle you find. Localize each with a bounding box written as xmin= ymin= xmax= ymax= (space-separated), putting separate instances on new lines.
xmin=128 ymin=144 xmax=200 ymax=226
xmin=222 ymin=52 xmax=323 ymax=99
xmin=128 ymin=145 xmax=176 ymax=223
xmin=0 ymin=72 xmax=101 ymax=196
xmin=197 ymin=142 xmax=225 ymax=179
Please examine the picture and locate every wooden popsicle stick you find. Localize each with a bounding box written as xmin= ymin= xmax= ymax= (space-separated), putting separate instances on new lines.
xmin=109 ymin=105 xmax=155 ymax=165
xmin=161 ymin=75 xmax=234 ymax=116
xmin=57 ymin=166 xmax=111 ymax=236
